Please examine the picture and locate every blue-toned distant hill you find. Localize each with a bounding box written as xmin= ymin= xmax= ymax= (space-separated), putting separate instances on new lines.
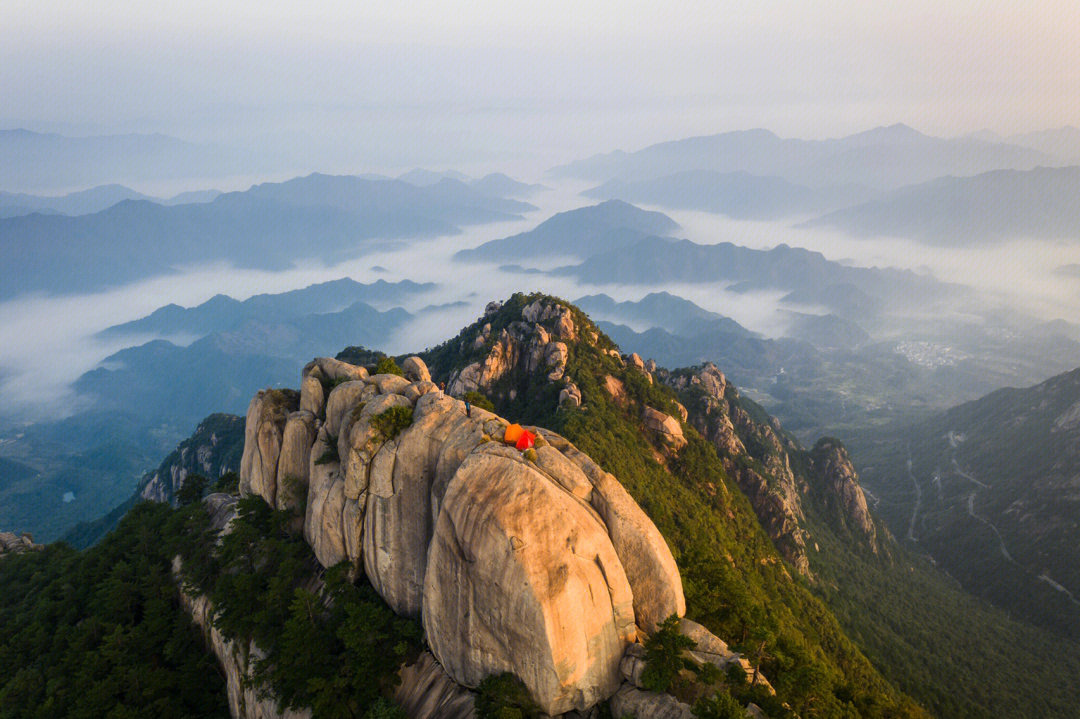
xmin=238 ymin=173 xmax=535 ymax=225
xmin=100 ymin=278 xmax=432 ymax=339
xmin=584 ymin=170 xmax=878 ymax=219
xmin=802 ymin=166 xmax=1080 ymax=243
xmin=470 ymin=172 xmax=547 ymax=198
xmin=557 ymin=236 xmax=953 ymax=319
xmin=0 ymin=184 xmax=222 ymax=218
xmin=454 ymin=199 xmax=678 ymax=262
xmin=551 ymin=124 xmax=1056 ymax=190
xmin=80 ymin=301 xmax=411 ymax=427
xmin=573 ymin=291 xmax=755 ymax=337
xmin=0 ymin=173 xmax=532 ymax=299
xmin=0 ymin=128 xmax=265 ymax=192
xmin=0 ymin=280 xmax=419 ymax=542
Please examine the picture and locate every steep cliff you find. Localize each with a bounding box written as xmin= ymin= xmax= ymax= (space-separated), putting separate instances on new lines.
xmin=660 ymin=363 xmax=883 ymax=569
xmin=141 ymin=413 xmax=245 ymax=504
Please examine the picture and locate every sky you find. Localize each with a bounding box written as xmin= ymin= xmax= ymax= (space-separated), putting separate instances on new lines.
xmin=4 ymin=1 xmax=1079 ymax=175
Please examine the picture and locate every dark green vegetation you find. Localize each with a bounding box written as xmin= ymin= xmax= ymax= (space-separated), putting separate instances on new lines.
xmin=0 ymin=503 xmax=230 ymax=718
xmin=640 ymin=615 xmax=696 ymax=693
xmin=424 ymin=293 xmax=927 ymax=719
xmin=848 ymin=367 xmax=1080 ymax=639
xmin=370 ymin=406 xmax=414 ymax=440
xmin=1 ymin=484 xmax=427 ymax=719
xmin=474 ymin=673 xmax=543 ymax=719
xmin=807 ymin=524 xmax=1080 ymax=719
xmin=375 ymin=356 xmax=405 ymax=376
xmin=175 ymin=496 xmax=424 ymax=718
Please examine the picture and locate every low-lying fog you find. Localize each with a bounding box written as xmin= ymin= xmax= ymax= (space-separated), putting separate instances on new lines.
xmin=3 ymin=178 xmax=1079 ymax=423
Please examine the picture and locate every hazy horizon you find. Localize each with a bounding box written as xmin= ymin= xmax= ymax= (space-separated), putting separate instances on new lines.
xmin=5 ymin=2 xmax=1079 ymax=180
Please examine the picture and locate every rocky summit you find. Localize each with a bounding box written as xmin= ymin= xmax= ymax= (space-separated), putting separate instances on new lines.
xmin=235 ymin=349 xmax=697 ymax=715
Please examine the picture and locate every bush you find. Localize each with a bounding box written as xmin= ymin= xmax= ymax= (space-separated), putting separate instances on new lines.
xmin=641 ymin=614 xmax=696 ymax=693
xmin=214 ymin=471 xmax=240 ymax=494
xmin=176 ymin=474 xmax=209 ymax=506
xmin=693 ymin=690 xmax=745 ymax=719
xmin=371 ymin=407 xmax=414 ymax=440
xmin=376 ymin=357 xmax=405 ymax=377
xmin=315 ymin=433 xmax=340 ymax=465
xmin=475 ymin=673 xmax=542 ymax=719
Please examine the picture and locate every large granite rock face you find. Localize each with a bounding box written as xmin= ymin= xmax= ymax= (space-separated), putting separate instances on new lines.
xmin=425 ymin=443 xmax=636 ymax=715
xmin=239 ymin=389 xmax=300 ymax=507
xmin=539 ymin=430 xmax=686 ymax=633
xmin=239 ymin=354 xmax=688 ymax=716
xmin=276 ymin=411 xmax=317 ymax=512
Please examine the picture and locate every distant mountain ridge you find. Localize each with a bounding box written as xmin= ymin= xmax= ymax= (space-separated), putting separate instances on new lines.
xmin=0 ymin=183 xmax=222 ymax=218
xmin=551 ymin=124 xmax=1058 ymax=190
xmin=0 ymin=173 xmax=532 ymax=299
xmin=454 ymin=199 xmax=678 ymax=262
xmin=802 ymin=165 xmax=1080 ymax=243
xmin=584 ymin=170 xmax=879 ymax=219
xmin=0 ymin=128 xmax=266 ymax=192
xmin=101 ymin=278 xmax=433 ymax=338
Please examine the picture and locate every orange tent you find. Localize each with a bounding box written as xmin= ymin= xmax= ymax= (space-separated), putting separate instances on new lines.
xmin=503 ymin=424 xmax=524 ymax=445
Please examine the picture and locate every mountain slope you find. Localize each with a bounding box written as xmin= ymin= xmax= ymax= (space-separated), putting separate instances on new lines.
xmin=849 ymin=367 xmax=1080 ymax=639
xmin=421 ymin=294 xmax=1080 ymax=717
xmin=421 ymin=294 xmax=924 ymax=717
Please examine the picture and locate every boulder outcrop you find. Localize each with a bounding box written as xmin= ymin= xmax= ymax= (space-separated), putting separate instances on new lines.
xmin=810 ymin=438 xmax=878 ymax=548
xmin=662 ymin=364 xmax=811 ymax=575
xmin=0 ymin=531 xmax=38 ymax=556
xmin=447 ymin=298 xmax=580 ymax=408
xmin=239 ymin=354 xmax=687 ymax=716
xmin=642 ymin=407 xmax=687 ymax=451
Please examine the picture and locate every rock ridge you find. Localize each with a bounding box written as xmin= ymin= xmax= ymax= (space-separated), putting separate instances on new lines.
xmin=239 ymin=350 xmax=688 ymax=715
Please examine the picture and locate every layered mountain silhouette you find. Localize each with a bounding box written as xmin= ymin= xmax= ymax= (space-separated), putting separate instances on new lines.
xmin=551 ymin=124 xmax=1058 ymax=189
xmin=803 ymin=166 xmax=1080 ymax=243
xmin=0 ymin=173 xmax=532 ymax=299
xmin=584 ymin=170 xmax=879 ymax=219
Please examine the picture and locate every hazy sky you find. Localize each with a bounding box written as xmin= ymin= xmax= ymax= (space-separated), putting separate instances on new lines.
xmin=4 ymin=1 xmax=1080 ymax=173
